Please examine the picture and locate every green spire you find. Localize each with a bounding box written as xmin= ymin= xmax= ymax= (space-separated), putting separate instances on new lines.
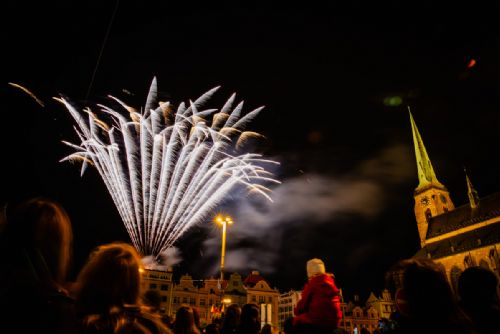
xmin=465 ymin=168 xmax=480 ymax=209
xmin=409 ymin=109 xmax=444 ymax=190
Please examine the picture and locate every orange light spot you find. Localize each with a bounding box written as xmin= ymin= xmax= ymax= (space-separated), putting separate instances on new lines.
xmin=467 ymin=59 xmax=476 ymax=68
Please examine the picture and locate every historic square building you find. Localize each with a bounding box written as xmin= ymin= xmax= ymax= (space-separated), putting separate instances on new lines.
xmin=405 ymin=112 xmax=500 ymax=292
xmin=142 ymin=269 xmax=279 ymax=328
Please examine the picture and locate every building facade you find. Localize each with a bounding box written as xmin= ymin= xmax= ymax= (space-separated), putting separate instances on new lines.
xmin=222 ymin=272 xmax=248 ymax=307
xmin=365 ymin=289 xmax=396 ymax=320
xmin=142 ymin=269 xmax=281 ymax=328
xmin=244 ymin=271 xmax=280 ymax=329
xmin=141 ymin=269 xmax=174 ymax=314
xmin=338 ymin=291 xmax=395 ymax=334
xmin=408 ymin=113 xmax=500 ymax=292
xmin=278 ymin=290 xmax=301 ymax=330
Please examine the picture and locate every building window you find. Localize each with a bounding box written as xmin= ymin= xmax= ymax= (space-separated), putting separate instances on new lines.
xmin=259 ymin=296 xmax=265 ymax=303
xmin=173 ymin=297 xmax=179 ymax=304
xmin=200 ymin=298 xmax=206 ymax=306
xmin=161 ymin=296 xmax=167 ymax=302
xmin=252 ymin=295 xmax=256 ymax=302
xmin=425 ymin=209 xmax=432 ymax=222
xmin=190 ymin=298 xmax=195 ymax=305
xmin=149 ymin=283 xmax=157 ymax=289
xmin=440 ymin=194 xmax=447 ymax=204
xmin=182 ymin=297 xmax=188 ymax=304
xmin=161 ymin=284 xmax=168 ymax=291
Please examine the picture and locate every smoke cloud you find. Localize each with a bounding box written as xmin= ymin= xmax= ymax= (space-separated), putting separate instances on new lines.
xmin=142 ymin=246 xmax=183 ymax=270
xmin=201 ymin=143 xmax=415 ymax=276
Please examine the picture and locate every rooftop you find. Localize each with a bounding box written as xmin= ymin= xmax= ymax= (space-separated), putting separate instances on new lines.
xmin=426 ymin=192 xmax=500 ymax=238
xmin=416 ymin=222 xmax=500 ymax=260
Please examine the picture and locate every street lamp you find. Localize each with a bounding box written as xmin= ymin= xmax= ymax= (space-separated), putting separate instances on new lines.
xmin=215 ymin=214 xmax=233 ymax=282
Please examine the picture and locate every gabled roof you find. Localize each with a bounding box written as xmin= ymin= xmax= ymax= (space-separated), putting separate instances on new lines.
xmin=415 ymin=222 xmax=500 ymax=260
xmin=426 ymin=192 xmax=500 ymax=239
xmin=366 ymin=292 xmax=378 ymax=303
xmin=243 ymin=271 xmax=267 ymax=287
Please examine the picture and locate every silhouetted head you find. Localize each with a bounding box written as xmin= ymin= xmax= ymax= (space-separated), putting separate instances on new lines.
xmin=393 ymin=259 xmax=476 ymax=334
xmin=458 ymin=266 xmax=499 ymax=304
xmin=75 ymin=242 xmax=143 ymax=315
xmin=222 ymin=303 xmax=241 ymax=330
xmin=143 ymin=289 xmax=162 ymax=312
xmin=239 ymin=303 xmax=260 ymax=333
xmin=401 ymin=259 xmax=455 ymax=318
xmin=260 ymin=324 xmax=274 ymax=334
xmin=174 ymin=306 xmax=200 ymax=334
xmin=5 ymin=197 xmax=73 ymax=284
xmin=204 ymin=323 xmax=220 ymax=334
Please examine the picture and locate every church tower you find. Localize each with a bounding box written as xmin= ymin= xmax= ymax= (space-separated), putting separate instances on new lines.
xmin=409 ymin=111 xmax=455 ymax=247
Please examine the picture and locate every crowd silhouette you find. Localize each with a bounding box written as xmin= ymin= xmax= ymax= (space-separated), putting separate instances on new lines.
xmin=1 ymin=197 xmax=499 ymax=334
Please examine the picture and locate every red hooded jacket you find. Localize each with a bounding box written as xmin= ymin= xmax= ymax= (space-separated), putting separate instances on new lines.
xmin=293 ymin=273 xmax=342 ymax=330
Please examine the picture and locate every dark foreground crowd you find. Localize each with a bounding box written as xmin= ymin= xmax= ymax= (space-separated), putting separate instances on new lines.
xmin=0 ymin=198 xmax=499 ymax=334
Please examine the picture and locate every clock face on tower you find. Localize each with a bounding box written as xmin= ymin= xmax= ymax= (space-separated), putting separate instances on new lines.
xmin=421 ymin=196 xmax=429 ymax=206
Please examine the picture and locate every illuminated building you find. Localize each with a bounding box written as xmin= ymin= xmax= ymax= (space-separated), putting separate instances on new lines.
xmin=278 ymin=290 xmax=301 ymax=330
xmin=338 ymin=292 xmax=395 ymax=334
xmin=196 ymin=276 xmax=223 ymax=325
xmin=243 ymin=270 xmax=280 ymax=329
xmin=142 ymin=269 xmax=279 ymax=328
xmin=141 ymin=269 xmax=174 ymax=314
xmin=222 ymin=272 xmax=247 ymax=307
xmin=365 ymin=289 xmax=396 ymax=320
xmin=407 ymin=113 xmax=500 ymax=291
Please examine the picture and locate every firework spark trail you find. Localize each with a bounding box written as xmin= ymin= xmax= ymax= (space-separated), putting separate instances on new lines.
xmin=59 ymin=78 xmax=280 ymax=265
xmin=8 ymin=82 xmax=45 ymax=107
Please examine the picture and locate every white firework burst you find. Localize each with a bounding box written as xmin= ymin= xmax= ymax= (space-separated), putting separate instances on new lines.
xmin=58 ymin=78 xmax=279 ymax=264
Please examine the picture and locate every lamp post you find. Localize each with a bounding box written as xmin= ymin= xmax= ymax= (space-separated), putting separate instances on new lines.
xmin=215 ymin=214 xmax=233 ymax=282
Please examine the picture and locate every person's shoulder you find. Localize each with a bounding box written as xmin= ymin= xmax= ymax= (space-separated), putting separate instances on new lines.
xmin=310 ymin=273 xmax=335 ymax=284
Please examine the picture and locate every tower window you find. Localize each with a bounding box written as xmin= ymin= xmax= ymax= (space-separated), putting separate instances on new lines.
xmin=440 ymin=194 xmax=447 ymax=204
xmin=425 ymin=209 xmax=432 ymax=222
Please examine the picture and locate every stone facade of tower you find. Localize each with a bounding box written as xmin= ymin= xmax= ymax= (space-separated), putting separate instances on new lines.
xmin=414 ymin=185 xmax=455 ymax=247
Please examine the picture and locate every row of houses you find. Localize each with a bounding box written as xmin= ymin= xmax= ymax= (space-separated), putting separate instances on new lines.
xmin=142 ymin=269 xmax=396 ymax=333
xmin=142 ymin=269 xmax=280 ymax=328
xmin=278 ymin=288 xmax=396 ymax=333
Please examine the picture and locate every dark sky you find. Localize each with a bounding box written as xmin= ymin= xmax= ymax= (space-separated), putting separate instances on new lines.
xmin=2 ymin=1 xmax=500 ymax=299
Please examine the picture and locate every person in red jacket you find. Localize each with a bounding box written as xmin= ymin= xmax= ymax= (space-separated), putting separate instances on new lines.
xmin=293 ymin=258 xmax=342 ymax=334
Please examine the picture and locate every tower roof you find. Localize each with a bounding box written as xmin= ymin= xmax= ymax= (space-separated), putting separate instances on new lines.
xmin=465 ymin=170 xmax=480 ymax=209
xmin=424 ymin=191 xmax=500 ymax=239
xmin=409 ymin=110 xmax=445 ymax=191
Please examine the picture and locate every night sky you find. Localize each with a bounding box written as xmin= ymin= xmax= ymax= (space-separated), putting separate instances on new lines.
xmin=2 ymin=2 xmax=500 ymax=299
